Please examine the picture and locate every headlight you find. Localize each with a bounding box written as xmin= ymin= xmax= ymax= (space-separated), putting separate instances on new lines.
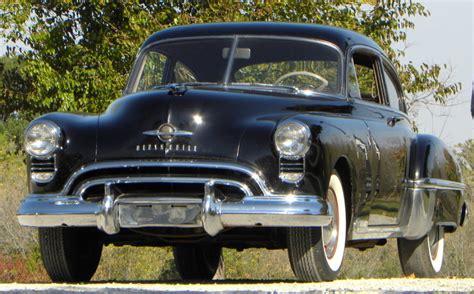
xmin=25 ymin=121 xmax=61 ymax=157
xmin=274 ymin=121 xmax=311 ymax=158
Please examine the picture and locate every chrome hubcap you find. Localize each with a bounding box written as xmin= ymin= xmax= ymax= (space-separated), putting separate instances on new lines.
xmin=322 ymin=188 xmax=339 ymax=259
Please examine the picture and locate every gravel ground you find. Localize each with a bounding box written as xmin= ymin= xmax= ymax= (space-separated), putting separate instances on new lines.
xmin=0 ymin=279 xmax=473 ymax=293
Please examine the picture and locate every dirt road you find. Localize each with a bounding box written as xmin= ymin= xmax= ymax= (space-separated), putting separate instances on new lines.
xmin=1 ymin=278 xmax=473 ymax=293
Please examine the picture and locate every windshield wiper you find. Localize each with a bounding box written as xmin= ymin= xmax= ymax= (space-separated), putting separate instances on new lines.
xmin=151 ymin=82 xmax=317 ymax=97
xmin=152 ymin=83 xmax=221 ymax=95
xmin=228 ymin=83 xmax=301 ymax=94
xmin=228 ymin=83 xmax=327 ymax=97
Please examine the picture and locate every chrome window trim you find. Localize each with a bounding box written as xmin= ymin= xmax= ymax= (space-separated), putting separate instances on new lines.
xmin=345 ymin=44 xmax=388 ymax=106
xmin=405 ymin=178 xmax=466 ymax=191
xmin=127 ymin=35 xmax=344 ymax=96
xmin=61 ymin=160 xmax=272 ymax=196
xmin=128 ymin=36 xmax=235 ymax=93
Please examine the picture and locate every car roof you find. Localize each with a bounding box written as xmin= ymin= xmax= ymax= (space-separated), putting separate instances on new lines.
xmin=141 ymin=22 xmax=385 ymax=54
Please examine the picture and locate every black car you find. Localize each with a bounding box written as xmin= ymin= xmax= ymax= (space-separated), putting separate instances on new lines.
xmin=17 ymin=22 xmax=468 ymax=282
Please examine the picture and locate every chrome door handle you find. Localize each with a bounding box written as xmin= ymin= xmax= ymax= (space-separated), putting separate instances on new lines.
xmin=387 ymin=116 xmax=403 ymax=127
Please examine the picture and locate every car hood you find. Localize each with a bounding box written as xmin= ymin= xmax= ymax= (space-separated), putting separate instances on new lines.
xmin=96 ymin=88 xmax=347 ymax=163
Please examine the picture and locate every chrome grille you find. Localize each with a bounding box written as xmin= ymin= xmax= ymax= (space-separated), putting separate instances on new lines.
xmin=65 ymin=161 xmax=269 ymax=196
xmin=79 ymin=177 xmax=251 ymax=204
xmin=279 ymin=157 xmax=305 ymax=183
xmin=30 ymin=156 xmax=56 ymax=183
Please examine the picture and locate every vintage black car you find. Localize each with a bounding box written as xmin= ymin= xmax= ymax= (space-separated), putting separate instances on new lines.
xmin=17 ymin=22 xmax=468 ymax=282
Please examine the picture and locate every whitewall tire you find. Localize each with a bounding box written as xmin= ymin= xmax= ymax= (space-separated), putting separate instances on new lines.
xmin=288 ymin=172 xmax=347 ymax=282
xmin=398 ymin=226 xmax=445 ymax=277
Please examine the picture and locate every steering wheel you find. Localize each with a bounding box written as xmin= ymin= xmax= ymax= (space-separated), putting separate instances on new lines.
xmin=274 ymin=71 xmax=329 ymax=92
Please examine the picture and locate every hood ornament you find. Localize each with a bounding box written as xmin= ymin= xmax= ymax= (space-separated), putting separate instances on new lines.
xmin=143 ymin=123 xmax=193 ymax=143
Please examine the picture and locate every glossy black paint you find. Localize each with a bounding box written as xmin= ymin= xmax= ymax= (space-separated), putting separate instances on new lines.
xmin=27 ymin=22 xmax=466 ymax=244
xmin=27 ymin=112 xmax=98 ymax=194
xmin=408 ymin=134 xmax=464 ymax=227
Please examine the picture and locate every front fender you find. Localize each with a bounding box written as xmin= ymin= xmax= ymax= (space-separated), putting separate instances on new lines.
xmin=27 ymin=112 xmax=99 ymax=194
xmin=237 ymin=113 xmax=357 ymax=199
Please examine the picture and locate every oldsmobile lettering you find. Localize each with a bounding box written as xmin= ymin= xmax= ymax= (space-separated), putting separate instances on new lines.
xmin=136 ymin=143 xmax=197 ymax=152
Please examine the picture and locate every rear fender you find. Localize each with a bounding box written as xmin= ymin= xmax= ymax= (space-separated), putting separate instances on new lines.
xmin=400 ymin=134 xmax=465 ymax=239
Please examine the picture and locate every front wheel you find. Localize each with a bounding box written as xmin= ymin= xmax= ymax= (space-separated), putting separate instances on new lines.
xmin=39 ymin=227 xmax=103 ymax=282
xmin=173 ymin=245 xmax=224 ymax=280
xmin=397 ymin=226 xmax=445 ymax=277
xmin=287 ymin=173 xmax=347 ymax=281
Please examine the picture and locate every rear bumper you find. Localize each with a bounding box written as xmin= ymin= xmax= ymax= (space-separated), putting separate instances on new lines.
xmin=17 ymin=183 xmax=331 ymax=236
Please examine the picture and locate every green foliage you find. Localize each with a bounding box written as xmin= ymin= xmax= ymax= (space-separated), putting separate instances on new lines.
xmin=0 ymin=57 xmax=34 ymax=119
xmin=455 ymin=140 xmax=473 ymax=206
xmin=235 ymin=60 xmax=339 ymax=93
xmin=0 ymin=1 xmax=461 ymax=118
xmin=222 ymin=248 xmax=294 ymax=279
xmin=0 ymin=117 xmax=28 ymax=158
xmin=93 ymin=246 xmax=180 ymax=281
xmin=25 ymin=244 xmax=42 ymax=274
xmin=456 ymin=140 xmax=474 ymax=172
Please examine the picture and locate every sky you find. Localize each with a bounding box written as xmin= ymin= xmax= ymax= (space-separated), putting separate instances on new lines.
xmin=0 ymin=1 xmax=473 ymax=145
xmin=402 ymin=0 xmax=473 ymax=145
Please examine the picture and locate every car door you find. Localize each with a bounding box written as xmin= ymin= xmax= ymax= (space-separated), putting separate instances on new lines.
xmin=349 ymin=48 xmax=412 ymax=226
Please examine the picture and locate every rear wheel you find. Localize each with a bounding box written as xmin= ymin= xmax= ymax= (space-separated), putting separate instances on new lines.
xmin=39 ymin=227 xmax=103 ymax=282
xmin=288 ymin=172 xmax=347 ymax=281
xmin=173 ymin=245 xmax=223 ymax=280
xmin=398 ymin=226 xmax=445 ymax=277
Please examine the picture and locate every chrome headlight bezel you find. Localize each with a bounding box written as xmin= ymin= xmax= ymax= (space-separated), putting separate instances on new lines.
xmin=274 ymin=120 xmax=311 ymax=159
xmin=24 ymin=120 xmax=62 ymax=158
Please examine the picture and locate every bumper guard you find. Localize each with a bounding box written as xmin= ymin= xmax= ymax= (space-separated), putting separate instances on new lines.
xmin=17 ymin=181 xmax=331 ymax=236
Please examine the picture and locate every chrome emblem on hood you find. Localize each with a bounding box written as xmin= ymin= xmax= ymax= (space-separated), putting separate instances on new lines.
xmin=143 ymin=123 xmax=193 ymax=143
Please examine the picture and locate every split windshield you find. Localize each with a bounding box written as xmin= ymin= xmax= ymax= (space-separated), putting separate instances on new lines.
xmin=128 ymin=36 xmax=342 ymax=96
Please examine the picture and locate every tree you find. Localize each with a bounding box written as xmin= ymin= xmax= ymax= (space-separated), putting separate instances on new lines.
xmin=0 ymin=1 xmax=461 ymax=119
xmin=0 ymin=56 xmax=34 ymax=120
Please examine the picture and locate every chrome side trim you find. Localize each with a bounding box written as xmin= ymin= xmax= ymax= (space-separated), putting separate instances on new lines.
xmin=352 ymin=178 xmax=466 ymax=241
xmin=62 ymin=160 xmax=272 ymax=196
xmin=405 ymin=178 xmax=466 ymax=191
xmin=351 ymin=224 xmax=402 ymax=240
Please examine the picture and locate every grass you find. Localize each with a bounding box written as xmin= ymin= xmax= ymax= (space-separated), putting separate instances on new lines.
xmin=0 ymin=155 xmax=472 ymax=282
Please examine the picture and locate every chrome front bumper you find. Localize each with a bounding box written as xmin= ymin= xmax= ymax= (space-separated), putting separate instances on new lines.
xmin=17 ymin=182 xmax=331 ymax=236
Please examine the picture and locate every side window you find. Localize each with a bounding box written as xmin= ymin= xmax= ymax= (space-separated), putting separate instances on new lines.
xmin=174 ymin=61 xmax=197 ymax=83
xmin=136 ymin=51 xmax=167 ymax=92
xmin=383 ymin=65 xmax=400 ymax=111
xmin=350 ymin=52 xmax=382 ymax=104
xmin=348 ymin=58 xmax=361 ymax=98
